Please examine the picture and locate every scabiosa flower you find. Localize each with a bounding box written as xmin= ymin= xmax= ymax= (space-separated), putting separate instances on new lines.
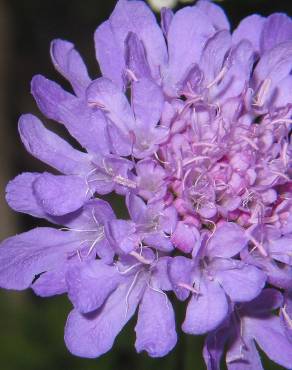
xmin=1 ymin=0 xmax=292 ymax=368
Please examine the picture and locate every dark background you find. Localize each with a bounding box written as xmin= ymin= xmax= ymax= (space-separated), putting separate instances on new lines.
xmin=0 ymin=1 xmax=291 ymax=369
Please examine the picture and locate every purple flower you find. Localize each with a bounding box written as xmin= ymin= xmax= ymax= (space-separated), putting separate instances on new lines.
xmin=169 ymin=222 xmax=266 ymax=335
xmin=1 ymin=0 xmax=292 ymax=367
xmin=0 ymin=199 xmax=115 ymax=292
xmin=65 ymin=252 xmax=177 ymax=358
xmin=203 ymin=289 xmax=292 ymax=369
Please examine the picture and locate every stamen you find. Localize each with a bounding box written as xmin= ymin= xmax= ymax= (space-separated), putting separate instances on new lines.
xmin=77 ymin=249 xmax=83 ymax=262
xmin=138 ymin=242 xmax=144 ymax=256
xmin=192 ymin=142 xmax=217 ymax=149
xmin=114 ymin=175 xmax=137 ymax=189
xmin=194 ymin=172 xmax=205 ymax=188
xmin=242 ymin=190 xmax=255 ymax=208
xmin=281 ymin=142 xmax=288 ymax=168
xmin=125 ymin=270 xmax=141 ymax=317
xmin=238 ymin=135 xmax=259 ymax=150
xmin=125 ymin=68 xmax=138 ymax=82
xmin=86 ymin=230 xmax=105 ymax=257
xmin=115 ymin=262 xmax=142 ymax=275
xmin=181 ymin=91 xmax=199 ymax=100
xmin=249 ymin=215 xmax=279 ymax=224
xmin=253 ymin=79 xmax=271 ymax=107
xmin=175 ymin=159 xmax=183 ymax=179
xmin=204 ymin=220 xmax=217 ymax=246
xmin=177 ymin=282 xmax=200 ymax=295
xmin=154 ymin=151 xmax=170 ymax=165
xmin=269 ymin=118 xmax=292 ymax=125
xmin=208 ymin=102 xmax=221 ymax=117
xmin=182 ymin=168 xmax=192 ymax=191
xmin=206 ymin=66 xmax=228 ymax=89
xmin=147 ymin=281 xmax=170 ymax=308
xmin=85 ymin=167 xmax=98 ymax=197
xmin=91 ymin=209 xmax=99 ymax=226
xmin=88 ymin=101 xmax=106 ymax=110
xmin=249 ymin=203 xmax=264 ymax=225
xmin=85 ymin=185 xmax=94 ymax=198
xmin=129 ymin=130 xmax=136 ymax=158
xmin=182 ymin=156 xmax=210 ymax=167
xmin=87 ymin=177 xmax=111 ymax=184
xmin=102 ymin=158 xmax=114 ymax=175
xmin=282 ymin=305 xmax=292 ymax=330
xmin=270 ymin=170 xmax=290 ymax=182
xmin=280 ymin=195 xmax=292 ymax=200
xmin=130 ymin=250 xmax=153 ymax=265
xmin=246 ymin=232 xmax=268 ymax=257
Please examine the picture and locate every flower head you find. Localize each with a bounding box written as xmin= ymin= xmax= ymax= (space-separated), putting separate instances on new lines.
xmin=1 ymin=0 xmax=292 ymax=368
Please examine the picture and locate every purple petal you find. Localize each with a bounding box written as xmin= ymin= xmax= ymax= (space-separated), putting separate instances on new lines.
xmin=89 ymin=155 xmax=135 ymax=196
xmin=86 ymin=77 xmax=135 ymax=134
xmin=109 ymin=0 xmax=167 ymax=80
xmin=131 ymin=78 xmax=164 ymax=129
xmin=253 ymin=41 xmax=292 ymax=101
xmin=106 ymin=122 xmax=132 ymax=156
xmin=66 ymin=260 xmax=122 ymax=313
xmin=207 ymin=222 xmax=248 ymax=258
xmin=171 ymin=221 xmax=200 ymax=254
xmin=268 ymin=235 xmax=292 ymax=265
xmin=50 ymin=39 xmax=91 ymax=96
xmin=182 ymin=277 xmax=228 ymax=334
xmin=232 ymin=15 xmax=265 ymax=53
xmin=31 ymin=75 xmax=109 ymax=154
xmin=196 ymin=0 xmax=230 ymax=31
xmin=63 ymin=198 xmax=115 ymax=229
xmin=281 ymin=290 xmax=292 ymax=342
xmin=247 ymin=315 xmax=292 ymax=369
xmin=177 ymin=64 xmax=202 ymax=96
xmin=164 ymin=6 xmax=214 ymax=93
xmin=125 ymin=32 xmax=151 ymax=80
xmin=94 ymin=239 xmax=115 ymax=264
xmin=32 ymin=262 xmax=69 ymax=297
xmin=213 ymin=40 xmax=255 ymax=102
xmin=132 ymin=125 xmax=169 ymax=159
xmin=106 ymin=219 xmax=139 ymax=254
xmin=151 ymin=257 xmax=172 ymax=291
xmin=213 ymin=259 xmax=266 ymax=302
xmin=34 ymin=173 xmax=88 ymax=216
xmin=271 ymin=74 xmax=292 ymax=108
xmin=0 ymin=228 xmax=80 ymax=290
xmin=227 ymin=335 xmax=263 ymax=370
xmin=6 ymin=174 xmax=101 ymax=227
xmin=18 ymin=114 xmax=92 ymax=175
xmin=250 ymin=257 xmax=292 ymax=290
xmin=31 ymin=74 xmax=75 ymax=122
xmin=200 ymin=30 xmax=231 ymax=87
xmin=158 ymin=205 xmax=178 ymax=235
xmin=242 ymin=288 xmax=283 ymax=315
xmin=260 ymin=13 xmax=292 ymax=53
xmin=143 ymin=233 xmax=173 ymax=252
xmin=5 ymin=172 xmax=47 ymax=218
xmin=203 ymin=322 xmax=229 ymax=370
xmin=94 ymin=20 xmax=125 ymax=90
xmin=126 ymin=193 xmax=147 ymax=223
xmin=168 ymin=256 xmax=193 ymax=301
xmin=268 ymin=264 xmax=292 ymax=290
xmin=136 ymin=159 xmax=166 ymax=201
xmin=64 ymin=276 xmax=146 ymax=358
xmin=160 ymin=7 xmax=173 ymax=37
xmin=135 ymin=287 xmax=177 ymax=357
